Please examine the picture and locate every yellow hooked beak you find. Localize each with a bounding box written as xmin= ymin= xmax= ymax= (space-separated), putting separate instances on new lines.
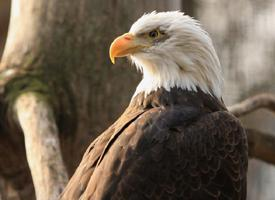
xmin=109 ymin=33 xmax=143 ymax=64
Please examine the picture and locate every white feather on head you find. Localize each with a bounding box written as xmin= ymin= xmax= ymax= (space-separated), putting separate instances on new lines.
xmin=129 ymin=11 xmax=223 ymax=99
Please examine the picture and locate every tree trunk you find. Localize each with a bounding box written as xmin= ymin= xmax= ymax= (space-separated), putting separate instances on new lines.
xmin=14 ymin=92 xmax=68 ymax=200
xmin=0 ymin=0 xmax=10 ymax=56
xmin=181 ymin=0 xmax=195 ymax=16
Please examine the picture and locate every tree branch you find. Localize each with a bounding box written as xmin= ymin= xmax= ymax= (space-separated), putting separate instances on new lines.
xmin=228 ymin=93 xmax=275 ymax=117
xmin=246 ymin=128 xmax=275 ymax=165
xmin=227 ymin=93 xmax=275 ymax=165
xmin=14 ymin=92 xmax=68 ymax=200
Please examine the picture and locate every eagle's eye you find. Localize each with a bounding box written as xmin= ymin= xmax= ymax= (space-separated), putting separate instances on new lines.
xmin=148 ymin=30 xmax=159 ymax=38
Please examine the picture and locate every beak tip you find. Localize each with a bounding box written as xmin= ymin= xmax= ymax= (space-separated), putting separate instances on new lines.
xmin=109 ymin=44 xmax=116 ymax=64
xmin=111 ymin=57 xmax=115 ymax=64
xmin=110 ymin=53 xmax=115 ymax=64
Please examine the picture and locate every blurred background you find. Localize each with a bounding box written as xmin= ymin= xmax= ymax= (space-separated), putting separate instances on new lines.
xmin=0 ymin=0 xmax=275 ymax=199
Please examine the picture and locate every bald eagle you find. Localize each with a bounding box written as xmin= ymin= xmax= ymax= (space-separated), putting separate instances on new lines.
xmin=60 ymin=11 xmax=247 ymax=200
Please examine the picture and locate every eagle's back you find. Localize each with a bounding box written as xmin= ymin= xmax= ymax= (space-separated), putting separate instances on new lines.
xmin=60 ymin=88 xmax=247 ymax=200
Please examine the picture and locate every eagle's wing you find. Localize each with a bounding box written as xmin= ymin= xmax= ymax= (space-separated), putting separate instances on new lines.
xmin=59 ymin=107 xmax=146 ymax=199
xmin=63 ymin=106 xmax=248 ymax=200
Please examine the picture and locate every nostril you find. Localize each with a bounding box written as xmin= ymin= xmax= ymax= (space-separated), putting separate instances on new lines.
xmin=124 ymin=35 xmax=132 ymax=40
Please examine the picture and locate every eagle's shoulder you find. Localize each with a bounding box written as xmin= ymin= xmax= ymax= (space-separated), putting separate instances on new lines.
xmin=95 ymin=109 xmax=248 ymax=200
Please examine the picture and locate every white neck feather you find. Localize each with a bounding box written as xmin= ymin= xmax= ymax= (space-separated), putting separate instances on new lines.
xmin=130 ymin=45 xmax=222 ymax=99
xmin=132 ymin=57 xmax=200 ymax=97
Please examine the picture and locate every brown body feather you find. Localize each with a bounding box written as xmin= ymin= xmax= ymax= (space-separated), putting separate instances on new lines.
xmin=60 ymin=88 xmax=247 ymax=200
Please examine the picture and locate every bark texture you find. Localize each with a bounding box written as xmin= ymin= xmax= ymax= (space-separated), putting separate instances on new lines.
xmin=15 ymin=92 xmax=68 ymax=200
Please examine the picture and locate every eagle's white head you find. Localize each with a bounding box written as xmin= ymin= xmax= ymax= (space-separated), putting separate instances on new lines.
xmin=110 ymin=11 xmax=222 ymax=99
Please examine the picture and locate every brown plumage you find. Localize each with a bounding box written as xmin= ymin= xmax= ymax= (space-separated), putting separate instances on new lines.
xmin=60 ymin=88 xmax=247 ymax=200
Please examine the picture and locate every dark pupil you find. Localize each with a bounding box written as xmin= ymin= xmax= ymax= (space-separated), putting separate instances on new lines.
xmin=149 ymin=30 xmax=158 ymax=38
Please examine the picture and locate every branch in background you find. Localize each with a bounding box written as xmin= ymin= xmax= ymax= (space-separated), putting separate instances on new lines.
xmin=246 ymin=128 xmax=275 ymax=165
xmin=14 ymin=92 xmax=68 ymax=200
xmin=228 ymin=93 xmax=275 ymax=117
xmin=228 ymin=93 xmax=275 ymax=165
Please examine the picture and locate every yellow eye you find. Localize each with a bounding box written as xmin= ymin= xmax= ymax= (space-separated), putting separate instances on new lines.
xmin=148 ymin=30 xmax=159 ymax=38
